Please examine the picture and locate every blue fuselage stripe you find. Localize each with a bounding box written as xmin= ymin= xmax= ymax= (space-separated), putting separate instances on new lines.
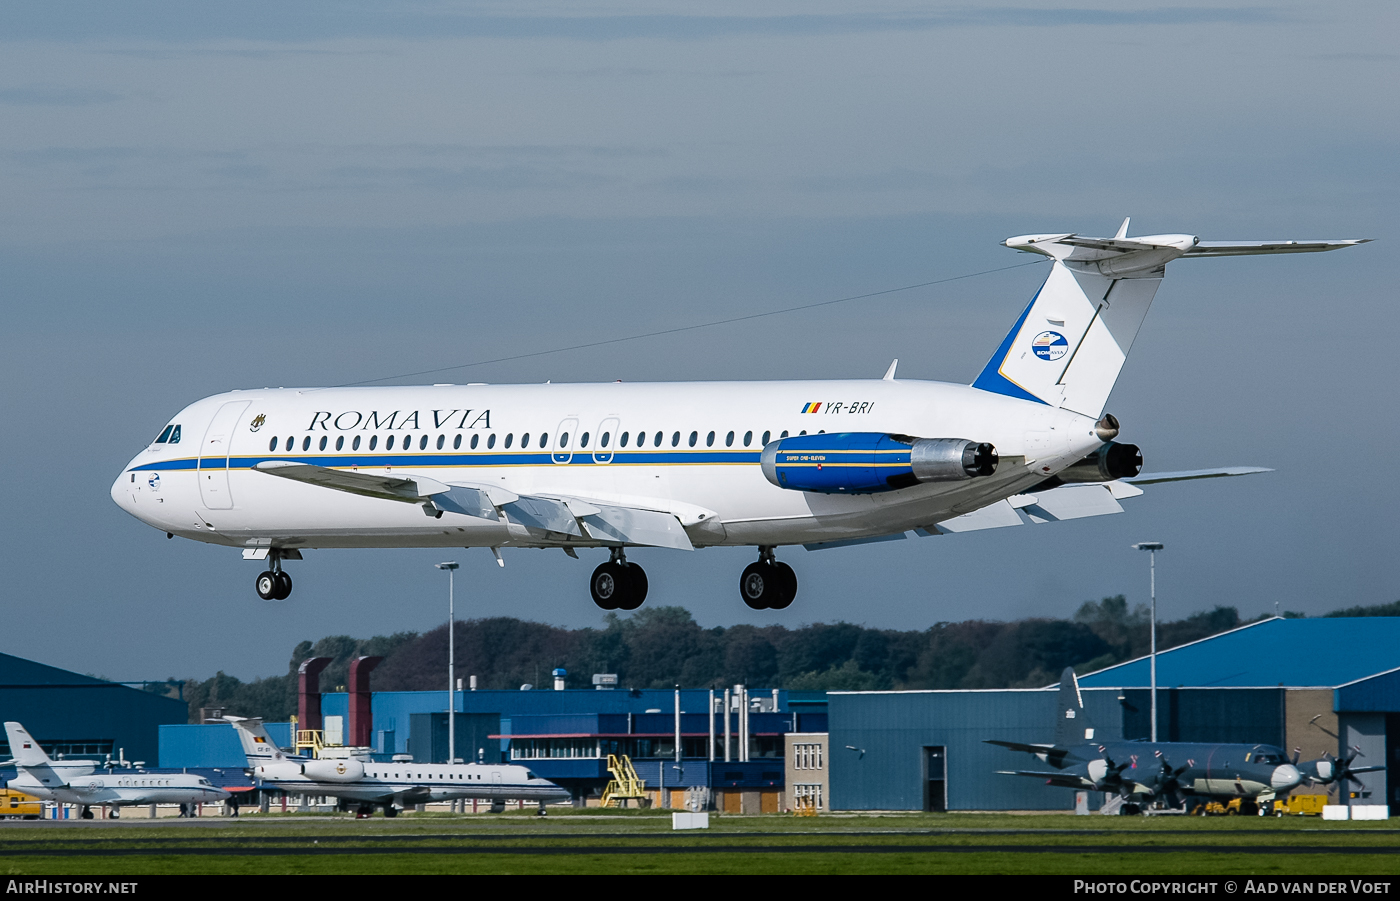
xmin=132 ymin=449 xmax=763 ymax=472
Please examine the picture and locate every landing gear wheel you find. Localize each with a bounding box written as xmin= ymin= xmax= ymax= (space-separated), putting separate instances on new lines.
xmin=80 ymin=806 xmax=93 ymax=820
xmin=770 ymin=562 xmax=797 ymax=610
xmin=740 ymin=561 xmax=779 ymax=609
xmin=383 ymin=803 xmax=398 ymax=818
xmin=616 ymin=564 xmax=647 ymax=611
xmin=273 ymin=571 xmax=293 ymax=600
xmin=590 ymin=562 xmax=624 ymax=610
xmin=256 ymin=571 xmax=278 ymax=601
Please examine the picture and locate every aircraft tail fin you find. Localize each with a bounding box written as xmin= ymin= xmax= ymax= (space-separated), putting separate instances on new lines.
xmin=972 ymin=224 xmax=1367 ymax=418
xmin=223 ymin=716 xmax=286 ymax=764
xmin=1053 ymin=668 xmax=1096 ymax=746
xmin=4 ymin=722 xmax=52 ymax=767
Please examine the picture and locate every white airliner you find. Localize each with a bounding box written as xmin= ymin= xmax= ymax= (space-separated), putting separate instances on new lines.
xmin=111 ymin=224 xmax=1365 ymax=609
xmin=225 ymin=717 xmax=570 ymax=817
xmin=3 ymin=722 xmax=230 ymax=819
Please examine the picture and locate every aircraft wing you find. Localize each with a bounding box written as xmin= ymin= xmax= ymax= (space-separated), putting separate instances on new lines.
xmin=920 ymin=468 xmax=1270 ymax=535
xmin=252 ymin=462 xmax=693 ymax=550
xmin=1183 ymin=239 xmax=1370 ymax=257
xmin=985 ymin=740 xmax=1058 ymax=755
xmin=996 ymin=770 xmax=1093 ymax=790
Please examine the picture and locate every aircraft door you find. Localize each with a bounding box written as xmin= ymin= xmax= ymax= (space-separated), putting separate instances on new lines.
xmin=198 ymin=400 xmax=251 ymax=510
xmin=593 ymin=417 xmax=620 ymax=464
xmin=552 ymin=418 xmax=578 ymax=464
xmin=922 ymin=746 xmax=947 ymax=812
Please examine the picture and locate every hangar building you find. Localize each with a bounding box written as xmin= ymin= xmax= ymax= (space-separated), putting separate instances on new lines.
xmin=830 ymin=617 xmax=1400 ymax=812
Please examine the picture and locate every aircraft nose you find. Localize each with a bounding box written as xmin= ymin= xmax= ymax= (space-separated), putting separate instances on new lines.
xmin=1272 ymin=764 xmax=1301 ymax=790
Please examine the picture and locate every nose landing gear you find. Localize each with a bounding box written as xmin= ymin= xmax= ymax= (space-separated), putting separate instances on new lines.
xmin=590 ymin=548 xmax=647 ymax=611
xmin=255 ymin=550 xmax=293 ymax=601
xmin=739 ymin=547 xmax=796 ymax=610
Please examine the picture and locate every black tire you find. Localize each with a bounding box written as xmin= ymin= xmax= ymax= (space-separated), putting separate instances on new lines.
xmin=80 ymin=807 xmax=93 ymax=820
xmin=383 ymin=804 xmax=398 ymax=818
xmin=616 ymin=564 xmax=647 ymax=611
xmin=769 ymin=562 xmax=797 ymax=610
xmin=255 ymin=571 xmax=278 ymax=601
xmin=590 ymin=562 xmax=623 ymax=610
xmin=740 ymin=561 xmax=776 ymax=610
xmin=273 ymin=571 xmax=293 ymax=600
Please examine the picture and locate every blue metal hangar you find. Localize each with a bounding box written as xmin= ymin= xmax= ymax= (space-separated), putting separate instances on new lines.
xmin=829 ymin=617 xmax=1400 ymax=812
xmin=0 ymin=651 xmax=186 ymax=772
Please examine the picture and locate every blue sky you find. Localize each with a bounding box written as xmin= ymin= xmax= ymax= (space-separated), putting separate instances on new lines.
xmin=1 ymin=2 xmax=1394 ymax=680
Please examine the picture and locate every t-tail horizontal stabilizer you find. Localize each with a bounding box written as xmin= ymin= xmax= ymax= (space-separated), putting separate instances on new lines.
xmin=975 ymin=221 xmax=1367 ymax=417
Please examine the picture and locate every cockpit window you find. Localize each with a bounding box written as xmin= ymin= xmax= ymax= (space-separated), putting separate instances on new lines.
xmin=169 ymin=425 xmax=181 ymax=443
xmin=155 ymin=425 xmax=174 ymax=444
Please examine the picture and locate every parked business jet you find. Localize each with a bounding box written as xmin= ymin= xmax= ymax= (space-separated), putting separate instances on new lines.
xmin=225 ymin=717 xmax=570 ymax=817
xmin=2 ymin=722 xmax=230 ymax=818
xmin=111 ymin=223 xmax=1365 ymax=609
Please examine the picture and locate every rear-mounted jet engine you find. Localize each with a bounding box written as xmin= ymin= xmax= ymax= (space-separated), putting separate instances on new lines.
xmin=760 ymin=433 xmax=997 ymax=494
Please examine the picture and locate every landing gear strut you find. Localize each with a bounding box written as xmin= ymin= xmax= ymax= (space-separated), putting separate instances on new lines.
xmin=739 ymin=547 xmax=796 ymax=610
xmin=255 ymin=550 xmax=293 ymax=601
xmin=590 ymin=548 xmax=647 ymax=611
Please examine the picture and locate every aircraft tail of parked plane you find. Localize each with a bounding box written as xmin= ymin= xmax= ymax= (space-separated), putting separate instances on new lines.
xmin=225 ymin=716 xmax=292 ymax=763
xmin=4 ymin=722 xmax=55 ymax=768
xmin=975 ymin=221 xmax=1368 ymax=417
xmin=1053 ymin=668 xmax=1096 ymax=747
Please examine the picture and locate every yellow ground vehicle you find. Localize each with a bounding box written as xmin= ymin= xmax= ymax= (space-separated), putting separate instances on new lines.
xmin=0 ymin=789 xmax=42 ymax=819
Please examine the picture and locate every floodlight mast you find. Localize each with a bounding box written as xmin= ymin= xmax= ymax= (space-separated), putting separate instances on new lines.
xmin=1132 ymin=543 xmax=1164 ymax=742
xmin=437 ymin=562 xmax=460 ymax=765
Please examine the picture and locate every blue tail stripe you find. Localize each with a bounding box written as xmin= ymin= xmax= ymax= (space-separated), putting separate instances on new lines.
xmin=970 ymin=284 xmax=1049 ymax=405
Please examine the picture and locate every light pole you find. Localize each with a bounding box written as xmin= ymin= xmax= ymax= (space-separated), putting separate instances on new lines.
xmin=436 ymin=562 xmax=460 ymax=764
xmin=1132 ymin=543 xmax=1164 ymax=742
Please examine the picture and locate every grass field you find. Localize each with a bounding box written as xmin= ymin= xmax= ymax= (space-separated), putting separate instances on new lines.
xmin=1 ymin=810 xmax=1396 ymax=875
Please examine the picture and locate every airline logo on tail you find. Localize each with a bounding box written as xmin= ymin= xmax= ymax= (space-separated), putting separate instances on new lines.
xmin=1032 ymin=331 xmax=1068 ymax=361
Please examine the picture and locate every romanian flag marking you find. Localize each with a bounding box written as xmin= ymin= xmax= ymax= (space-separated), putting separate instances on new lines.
xmin=801 ymin=402 xmax=821 ymax=414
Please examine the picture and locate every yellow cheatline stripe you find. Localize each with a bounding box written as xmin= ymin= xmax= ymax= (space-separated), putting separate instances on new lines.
xmin=777 ymin=462 xmax=907 ymax=469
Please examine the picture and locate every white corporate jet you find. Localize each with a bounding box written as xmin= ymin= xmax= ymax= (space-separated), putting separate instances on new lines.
xmin=111 ymin=223 xmax=1365 ymax=609
xmin=225 ymin=716 xmax=570 ymax=817
xmin=3 ymin=722 xmax=230 ymax=819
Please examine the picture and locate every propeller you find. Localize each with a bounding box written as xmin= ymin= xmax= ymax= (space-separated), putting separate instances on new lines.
xmin=1149 ymin=750 xmax=1194 ymax=808
xmin=1094 ymin=746 xmax=1138 ymax=799
xmin=1305 ymin=746 xmax=1384 ymax=795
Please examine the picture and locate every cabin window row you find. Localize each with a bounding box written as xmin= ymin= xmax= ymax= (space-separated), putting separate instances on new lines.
xmin=265 ymin=429 xmax=814 ymax=454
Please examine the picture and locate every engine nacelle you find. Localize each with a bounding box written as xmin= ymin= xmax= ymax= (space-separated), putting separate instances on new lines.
xmin=1053 ymin=442 xmax=1143 ymax=484
xmin=760 ymin=433 xmax=997 ymax=494
xmin=300 ymin=758 xmax=365 ymax=782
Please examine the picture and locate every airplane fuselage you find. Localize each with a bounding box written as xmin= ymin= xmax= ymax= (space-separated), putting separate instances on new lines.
xmin=251 ymin=758 xmax=570 ymax=806
xmin=8 ymin=766 xmax=230 ymax=808
xmin=112 ymin=379 xmax=1101 ymax=550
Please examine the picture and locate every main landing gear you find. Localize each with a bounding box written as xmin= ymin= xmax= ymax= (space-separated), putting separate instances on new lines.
xmin=255 ymin=549 xmax=293 ymax=601
xmin=590 ymin=548 xmax=647 ymax=611
xmin=739 ymin=548 xmax=796 ymax=610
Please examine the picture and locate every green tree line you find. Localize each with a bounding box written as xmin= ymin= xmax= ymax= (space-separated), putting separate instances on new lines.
xmin=176 ymin=598 xmax=1400 ymax=722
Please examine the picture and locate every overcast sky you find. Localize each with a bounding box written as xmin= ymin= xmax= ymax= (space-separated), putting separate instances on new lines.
xmin=1 ymin=1 xmax=1394 ymax=681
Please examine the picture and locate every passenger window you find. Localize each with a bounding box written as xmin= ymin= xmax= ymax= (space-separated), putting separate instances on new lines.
xmin=671 ymin=431 xmax=681 ymax=447
xmin=781 ymin=430 xmax=789 ymax=438
xmin=156 ymin=425 xmax=174 ymax=444
xmin=353 ymin=436 xmax=361 ymax=451
xmin=726 ymin=431 xmax=734 ymax=447
xmin=420 ymin=435 xmax=428 ymax=450
xmin=505 ymin=434 xmax=514 ymax=449
xmin=580 ymin=432 xmax=589 ymax=448
xmin=688 ymin=431 xmax=698 ymax=447
xmin=403 ymin=434 xmax=412 ymax=448
xmin=620 ymin=432 xmax=629 ymax=447
xmin=655 ymin=431 xmax=663 ymax=447
xmin=487 ymin=434 xmax=496 ymax=449
xmin=302 ymin=436 xmax=311 ymax=451
xmin=387 ymin=435 xmax=396 ymax=451
xmin=521 ymin=433 xmax=530 ymax=447
xmin=453 ymin=434 xmax=461 ymax=450
xmin=437 ymin=435 xmax=445 ymax=450
xmin=470 ymin=434 xmax=479 ymax=449
xmin=601 ymin=432 xmax=610 ymax=448
xmin=560 ymin=432 xmax=569 ymax=447
xmin=745 ymin=431 xmax=753 ymax=446
xmin=706 ymin=431 xmax=715 ymax=447
xmin=335 ymin=436 xmax=344 ymax=451
xmin=286 ymin=437 xmax=294 ymax=452
xmin=319 ymin=436 xmax=328 ymax=451
xmin=800 ymin=430 xmax=807 ymax=436
xmin=369 ymin=435 xmax=378 ymax=451
xmin=269 ymin=437 xmax=278 ymax=452
xmin=169 ymin=425 xmax=181 ymax=444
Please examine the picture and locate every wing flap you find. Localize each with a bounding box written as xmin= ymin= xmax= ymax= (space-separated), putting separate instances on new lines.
xmin=1021 ymin=484 xmax=1123 ymax=523
xmin=581 ymin=504 xmax=694 ymax=550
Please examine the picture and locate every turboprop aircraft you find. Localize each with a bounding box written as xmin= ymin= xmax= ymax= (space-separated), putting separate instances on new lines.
xmin=110 ymin=223 xmax=1366 ymax=609
xmin=225 ymin=716 xmax=570 ymax=817
xmin=2 ymin=722 xmax=230 ymax=819
xmin=988 ymin=669 xmax=1302 ymax=814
